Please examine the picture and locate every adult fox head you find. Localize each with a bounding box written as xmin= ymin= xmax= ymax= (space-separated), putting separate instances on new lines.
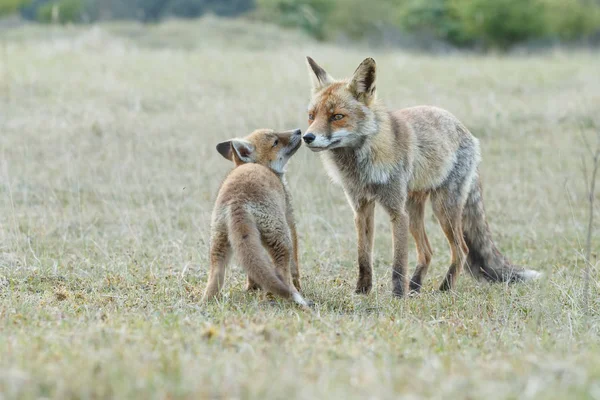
xmin=216 ymin=128 xmax=302 ymax=174
xmin=303 ymin=57 xmax=379 ymax=151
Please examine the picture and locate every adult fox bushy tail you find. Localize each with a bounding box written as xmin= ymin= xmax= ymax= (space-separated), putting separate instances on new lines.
xmin=303 ymin=56 xmax=540 ymax=297
xmin=202 ymin=128 xmax=310 ymax=308
xmin=462 ymin=178 xmax=540 ymax=282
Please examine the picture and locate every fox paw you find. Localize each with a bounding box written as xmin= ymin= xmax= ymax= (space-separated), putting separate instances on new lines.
xmin=439 ymin=279 xmax=452 ymax=292
xmin=409 ymin=278 xmax=422 ymax=294
xmin=355 ymin=278 xmax=372 ymax=295
xmin=392 ymin=282 xmax=409 ymax=298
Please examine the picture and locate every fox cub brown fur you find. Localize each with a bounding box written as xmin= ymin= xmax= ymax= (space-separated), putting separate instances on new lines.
xmin=202 ymin=128 xmax=311 ymax=308
xmin=303 ymin=56 xmax=540 ymax=297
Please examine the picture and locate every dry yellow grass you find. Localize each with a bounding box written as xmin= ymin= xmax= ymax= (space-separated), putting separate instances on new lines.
xmin=1 ymin=17 xmax=599 ymax=399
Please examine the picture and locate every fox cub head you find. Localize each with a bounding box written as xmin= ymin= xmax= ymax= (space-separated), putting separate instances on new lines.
xmin=216 ymin=128 xmax=302 ymax=174
xmin=304 ymin=57 xmax=379 ymax=152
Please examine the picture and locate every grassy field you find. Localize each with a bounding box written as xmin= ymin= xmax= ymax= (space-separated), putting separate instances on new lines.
xmin=1 ymin=17 xmax=600 ymax=399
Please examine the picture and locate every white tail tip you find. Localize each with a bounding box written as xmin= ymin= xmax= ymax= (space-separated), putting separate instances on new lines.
xmin=292 ymin=292 xmax=309 ymax=307
xmin=521 ymin=269 xmax=542 ymax=281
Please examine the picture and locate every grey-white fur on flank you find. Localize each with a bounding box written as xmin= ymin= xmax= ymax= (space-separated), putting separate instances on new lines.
xmin=430 ymin=135 xmax=481 ymax=207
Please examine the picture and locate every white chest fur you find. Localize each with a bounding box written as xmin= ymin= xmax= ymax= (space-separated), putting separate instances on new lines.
xmin=320 ymin=152 xmax=344 ymax=185
xmin=321 ymin=149 xmax=394 ymax=187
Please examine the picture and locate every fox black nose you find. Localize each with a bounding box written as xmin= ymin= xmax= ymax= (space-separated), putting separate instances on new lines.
xmin=303 ymin=133 xmax=315 ymax=144
xmin=293 ymin=129 xmax=302 ymax=136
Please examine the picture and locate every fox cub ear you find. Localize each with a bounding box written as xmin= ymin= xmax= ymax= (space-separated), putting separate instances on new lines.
xmin=230 ymin=139 xmax=255 ymax=164
xmin=306 ymin=56 xmax=333 ymax=92
xmin=349 ymin=58 xmax=377 ymax=105
xmin=216 ymin=140 xmax=255 ymax=164
xmin=216 ymin=141 xmax=233 ymax=161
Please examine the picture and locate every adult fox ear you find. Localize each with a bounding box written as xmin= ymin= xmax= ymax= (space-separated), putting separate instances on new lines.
xmin=349 ymin=57 xmax=377 ymax=105
xmin=216 ymin=140 xmax=233 ymax=161
xmin=306 ymin=56 xmax=333 ymax=92
xmin=230 ymin=139 xmax=255 ymax=164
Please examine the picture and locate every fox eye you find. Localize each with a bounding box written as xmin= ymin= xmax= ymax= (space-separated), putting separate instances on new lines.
xmin=331 ymin=114 xmax=344 ymax=121
xmin=273 ymin=139 xmax=279 ymax=147
xmin=308 ymin=113 xmax=315 ymax=121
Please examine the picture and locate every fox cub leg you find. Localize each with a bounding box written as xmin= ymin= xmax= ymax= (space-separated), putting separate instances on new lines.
xmin=287 ymin=215 xmax=302 ymax=291
xmin=248 ymin=214 xmax=299 ymax=292
xmin=353 ymin=200 xmax=376 ymax=294
xmin=262 ymin=226 xmax=312 ymax=307
xmin=261 ymin=223 xmax=294 ymax=288
xmin=407 ymin=193 xmax=433 ymax=292
xmin=202 ymin=228 xmax=232 ymax=302
xmin=431 ymin=192 xmax=469 ymax=291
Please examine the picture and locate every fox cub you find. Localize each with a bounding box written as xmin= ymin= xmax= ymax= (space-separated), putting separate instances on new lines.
xmin=202 ymin=128 xmax=311 ymax=308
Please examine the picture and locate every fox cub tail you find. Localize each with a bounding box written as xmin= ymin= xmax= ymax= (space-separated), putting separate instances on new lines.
xmin=228 ymin=207 xmax=309 ymax=307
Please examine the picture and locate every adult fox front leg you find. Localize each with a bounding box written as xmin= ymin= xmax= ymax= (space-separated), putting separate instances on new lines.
xmin=303 ymin=56 xmax=540 ymax=296
xmin=352 ymin=197 xmax=376 ymax=294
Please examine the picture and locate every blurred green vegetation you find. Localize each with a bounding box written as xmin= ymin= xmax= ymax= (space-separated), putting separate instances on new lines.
xmin=0 ymin=0 xmax=29 ymax=16
xmin=2 ymin=0 xmax=600 ymax=50
xmin=4 ymin=0 xmax=253 ymax=23
xmin=257 ymin=0 xmax=600 ymax=50
xmin=35 ymin=0 xmax=85 ymax=23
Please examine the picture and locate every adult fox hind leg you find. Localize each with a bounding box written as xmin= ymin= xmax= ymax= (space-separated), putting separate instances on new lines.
xmin=432 ymin=139 xmax=479 ymax=291
xmin=353 ymin=199 xmax=376 ymax=294
xmin=431 ymin=153 xmax=477 ymax=290
xmin=407 ymin=192 xmax=434 ymax=293
xmin=202 ymin=228 xmax=231 ymax=302
xmin=431 ymin=189 xmax=469 ymax=291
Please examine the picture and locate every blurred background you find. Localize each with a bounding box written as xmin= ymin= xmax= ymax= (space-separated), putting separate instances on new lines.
xmin=1 ymin=1 xmax=600 ymax=398
xmin=2 ymin=0 xmax=600 ymax=51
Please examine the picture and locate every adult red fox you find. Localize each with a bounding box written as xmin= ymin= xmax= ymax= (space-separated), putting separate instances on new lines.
xmin=202 ymin=128 xmax=310 ymax=308
xmin=303 ymin=57 xmax=540 ymax=297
